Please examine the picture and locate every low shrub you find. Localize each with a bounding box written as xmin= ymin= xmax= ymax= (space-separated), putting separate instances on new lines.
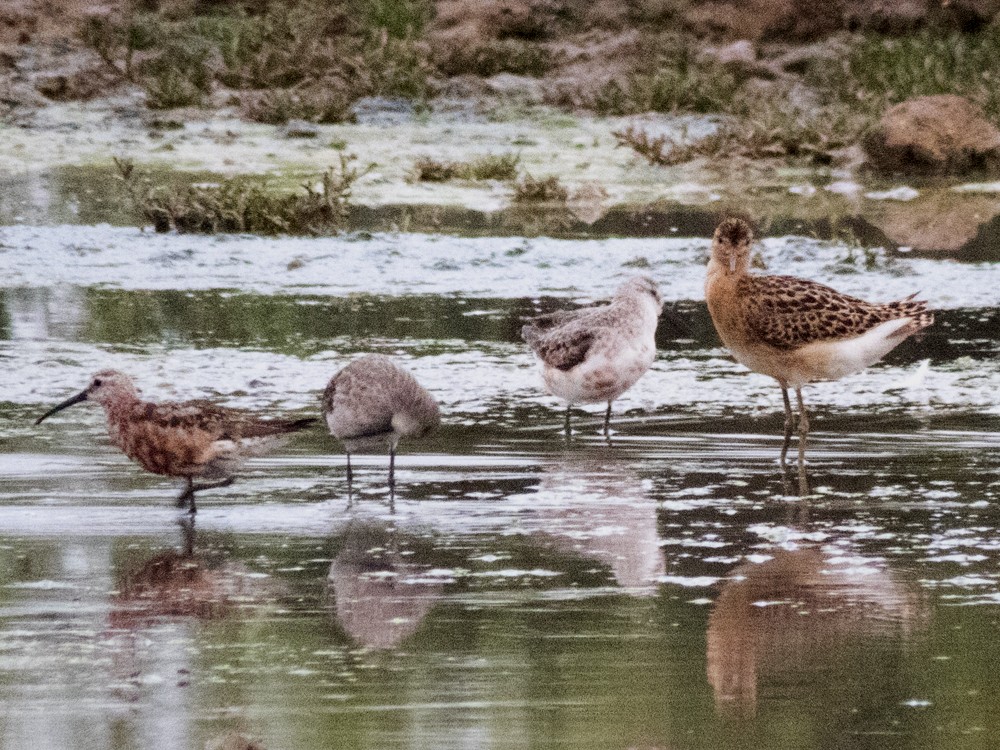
xmin=410 ymin=153 xmax=520 ymax=182
xmin=513 ymin=173 xmax=568 ymax=202
xmin=115 ymin=155 xmax=370 ymax=235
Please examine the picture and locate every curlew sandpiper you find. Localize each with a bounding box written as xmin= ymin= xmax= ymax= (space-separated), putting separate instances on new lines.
xmin=322 ymin=354 xmax=440 ymax=490
xmin=705 ymin=217 xmax=933 ymax=469
xmin=35 ymin=369 xmax=315 ymax=512
xmin=522 ymin=276 xmax=663 ymax=436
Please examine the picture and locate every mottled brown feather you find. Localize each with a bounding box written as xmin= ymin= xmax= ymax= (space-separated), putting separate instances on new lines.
xmin=123 ymin=400 xmax=315 ymax=441
xmin=525 ymin=327 xmax=596 ymax=371
xmin=522 ymin=305 xmax=623 ymax=371
xmin=737 ymin=275 xmax=932 ymax=350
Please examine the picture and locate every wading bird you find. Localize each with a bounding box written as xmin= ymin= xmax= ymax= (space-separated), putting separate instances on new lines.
xmin=322 ymin=354 xmax=440 ymax=490
xmin=705 ymin=217 xmax=933 ymax=470
xmin=35 ymin=369 xmax=315 ymax=512
xmin=522 ymin=276 xmax=663 ymax=436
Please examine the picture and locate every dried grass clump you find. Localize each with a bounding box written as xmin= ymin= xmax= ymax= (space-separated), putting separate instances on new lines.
xmin=615 ymin=98 xmax=867 ymax=165
xmin=242 ymin=87 xmax=355 ymax=124
xmin=115 ymin=155 xmax=369 ymax=235
xmin=432 ymin=34 xmax=554 ymax=77
xmin=513 ymin=173 xmax=568 ymax=202
xmin=410 ymin=153 xmax=521 ymax=182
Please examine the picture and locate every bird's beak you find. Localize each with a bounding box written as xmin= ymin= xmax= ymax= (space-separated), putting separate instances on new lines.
xmin=729 ymin=253 xmax=737 ymax=274
xmin=35 ymin=390 xmax=88 ymax=425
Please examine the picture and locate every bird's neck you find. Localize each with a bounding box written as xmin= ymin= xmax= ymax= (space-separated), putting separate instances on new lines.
xmin=617 ymin=293 xmax=661 ymax=329
xmin=706 ymin=257 xmax=746 ymax=290
xmin=101 ymin=393 xmax=146 ymax=429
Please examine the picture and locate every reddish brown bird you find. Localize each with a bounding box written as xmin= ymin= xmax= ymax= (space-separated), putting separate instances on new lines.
xmin=705 ymin=217 xmax=933 ymax=469
xmin=35 ymin=369 xmax=315 ymax=512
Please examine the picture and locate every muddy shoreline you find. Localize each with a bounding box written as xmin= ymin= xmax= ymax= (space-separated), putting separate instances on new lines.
xmin=3 ymin=1 xmax=1000 ymax=254
xmin=3 ymin=134 xmax=1000 ymax=259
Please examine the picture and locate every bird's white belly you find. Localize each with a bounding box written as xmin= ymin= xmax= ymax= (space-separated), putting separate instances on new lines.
xmin=729 ymin=317 xmax=915 ymax=387
xmin=543 ymin=340 xmax=655 ymax=404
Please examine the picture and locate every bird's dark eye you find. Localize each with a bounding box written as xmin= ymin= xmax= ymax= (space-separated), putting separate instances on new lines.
xmin=94 ymin=378 xmax=103 ymax=387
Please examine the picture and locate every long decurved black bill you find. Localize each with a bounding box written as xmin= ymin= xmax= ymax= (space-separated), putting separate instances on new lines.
xmin=35 ymin=390 xmax=88 ymax=425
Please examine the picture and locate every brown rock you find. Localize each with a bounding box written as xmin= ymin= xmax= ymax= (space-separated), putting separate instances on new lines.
xmin=873 ymin=191 xmax=1000 ymax=253
xmin=863 ymin=95 xmax=1000 ymax=175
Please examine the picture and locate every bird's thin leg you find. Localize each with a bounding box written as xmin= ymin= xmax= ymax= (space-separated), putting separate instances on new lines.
xmin=388 ymin=448 xmax=397 ymax=510
xmin=795 ymin=387 xmax=809 ymax=468
xmin=564 ymin=404 xmax=572 ymax=437
xmin=603 ymin=401 xmax=612 ymax=437
xmin=176 ymin=477 xmax=194 ymax=508
xmin=178 ymin=515 xmax=196 ymax=557
xmin=178 ymin=477 xmax=234 ymax=515
xmin=797 ymin=462 xmax=811 ymax=500
xmin=344 ymin=453 xmax=355 ymax=508
xmin=779 ymin=386 xmax=794 ymax=469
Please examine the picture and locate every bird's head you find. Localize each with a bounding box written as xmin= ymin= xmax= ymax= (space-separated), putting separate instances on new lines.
xmin=35 ymin=369 xmax=139 ymax=424
xmin=711 ymin=217 xmax=754 ymax=275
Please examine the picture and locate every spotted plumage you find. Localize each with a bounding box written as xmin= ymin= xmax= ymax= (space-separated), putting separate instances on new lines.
xmin=736 ymin=275 xmax=931 ymax=350
xmin=322 ymin=354 xmax=440 ymax=488
xmin=522 ymin=276 xmax=663 ymax=435
xmin=35 ymin=369 xmax=315 ymax=512
xmin=705 ymin=217 xmax=933 ymax=470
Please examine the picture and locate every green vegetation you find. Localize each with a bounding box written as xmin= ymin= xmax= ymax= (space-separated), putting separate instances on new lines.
xmin=807 ymin=28 xmax=1000 ymax=118
xmin=115 ymin=155 xmax=369 ymax=235
xmin=584 ymin=36 xmax=741 ymax=115
xmin=77 ymin=1 xmax=1000 ymax=169
xmin=596 ymin=26 xmax=1000 ymax=164
xmin=82 ymin=0 xmax=433 ymax=113
xmin=410 ymin=153 xmax=520 ymax=182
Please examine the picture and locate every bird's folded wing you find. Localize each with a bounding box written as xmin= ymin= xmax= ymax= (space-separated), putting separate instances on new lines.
xmin=129 ymin=400 xmax=228 ymax=433
xmin=134 ymin=400 xmax=310 ymax=440
xmin=530 ymin=326 xmax=595 ymax=371
xmin=739 ymin=275 xmax=899 ymax=350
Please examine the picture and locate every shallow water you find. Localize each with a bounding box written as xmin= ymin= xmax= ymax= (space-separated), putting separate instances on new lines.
xmin=2 ymin=225 xmax=1000 ymax=750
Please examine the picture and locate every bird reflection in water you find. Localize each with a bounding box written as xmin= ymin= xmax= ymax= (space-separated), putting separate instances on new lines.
xmin=327 ymin=519 xmax=444 ymax=649
xmin=519 ymin=449 xmax=665 ymax=594
xmin=108 ymin=517 xmax=267 ymax=629
xmin=105 ymin=517 xmax=277 ymax=746
xmin=706 ymin=530 xmax=926 ymax=718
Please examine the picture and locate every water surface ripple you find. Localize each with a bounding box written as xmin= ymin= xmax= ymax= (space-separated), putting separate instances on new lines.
xmin=1 ymin=226 xmax=999 ymax=750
